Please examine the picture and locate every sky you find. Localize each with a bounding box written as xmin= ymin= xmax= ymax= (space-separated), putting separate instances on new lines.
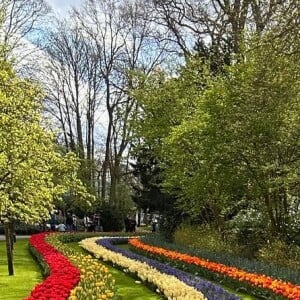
xmin=47 ymin=0 xmax=83 ymax=16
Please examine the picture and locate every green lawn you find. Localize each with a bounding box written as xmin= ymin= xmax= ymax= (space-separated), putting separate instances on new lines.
xmin=68 ymin=242 xmax=163 ymax=300
xmin=0 ymin=239 xmax=42 ymax=300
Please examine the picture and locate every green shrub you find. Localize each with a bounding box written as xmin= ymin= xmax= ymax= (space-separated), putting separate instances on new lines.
xmin=257 ymin=239 xmax=300 ymax=269
xmin=100 ymin=205 xmax=125 ymax=231
xmin=174 ymin=223 xmax=234 ymax=254
xmin=159 ymin=212 xmax=184 ymax=242
xmin=28 ymin=244 xmax=50 ymax=278
xmin=0 ymin=224 xmax=42 ymax=235
xmin=57 ymin=232 xmax=101 ymax=243
xmin=57 ymin=232 xmax=142 ymax=244
xmin=227 ymin=208 xmax=271 ymax=258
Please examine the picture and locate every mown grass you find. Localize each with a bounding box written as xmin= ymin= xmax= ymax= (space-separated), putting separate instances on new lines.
xmin=0 ymin=238 xmax=42 ymax=300
xmin=67 ymin=242 xmax=163 ymax=300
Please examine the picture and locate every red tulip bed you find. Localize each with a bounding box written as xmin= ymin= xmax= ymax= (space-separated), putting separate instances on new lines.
xmin=26 ymin=232 xmax=80 ymax=300
xmin=27 ymin=232 xmax=117 ymax=300
xmin=129 ymin=238 xmax=300 ymax=300
xmin=26 ymin=231 xmax=300 ymax=300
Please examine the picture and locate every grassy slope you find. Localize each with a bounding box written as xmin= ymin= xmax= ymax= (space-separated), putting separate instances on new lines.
xmin=68 ymin=242 xmax=163 ymax=300
xmin=0 ymin=239 xmax=42 ymax=300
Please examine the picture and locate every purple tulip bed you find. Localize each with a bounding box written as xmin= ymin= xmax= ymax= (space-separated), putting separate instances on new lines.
xmin=96 ymin=237 xmax=242 ymax=300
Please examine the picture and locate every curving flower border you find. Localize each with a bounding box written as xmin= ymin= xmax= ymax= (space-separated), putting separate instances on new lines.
xmin=80 ymin=237 xmax=207 ymax=300
xmin=97 ymin=237 xmax=241 ymax=300
xmin=129 ymin=238 xmax=300 ymax=300
xmin=46 ymin=233 xmax=116 ymax=300
xmin=25 ymin=232 xmax=80 ymax=300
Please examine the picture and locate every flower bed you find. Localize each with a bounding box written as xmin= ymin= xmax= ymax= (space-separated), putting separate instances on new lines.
xmin=27 ymin=232 xmax=117 ymax=300
xmin=141 ymin=234 xmax=300 ymax=284
xmin=80 ymin=236 xmax=208 ymax=300
xmin=47 ymin=234 xmax=117 ymax=300
xmin=97 ymin=237 xmax=241 ymax=300
xmin=26 ymin=232 xmax=80 ymax=300
xmin=129 ymin=238 xmax=300 ymax=300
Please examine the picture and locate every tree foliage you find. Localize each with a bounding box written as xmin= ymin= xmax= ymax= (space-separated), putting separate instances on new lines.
xmin=132 ymin=33 xmax=300 ymax=241
xmin=0 ymin=57 xmax=93 ymax=275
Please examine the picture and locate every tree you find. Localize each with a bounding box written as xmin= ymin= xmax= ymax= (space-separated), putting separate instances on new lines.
xmin=130 ymin=56 xmax=210 ymax=156
xmin=71 ymin=0 xmax=170 ymax=205
xmin=0 ymin=57 xmax=92 ymax=275
xmin=130 ymin=58 xmax=210 ymax=235
xmin=131 ymin=145 xmax=179 ymax=236
xmin=131 ymin=146 xmax=166 ymax=213
xmin=43 ymin=19 xmax=102 ymax=191
xmin=131 ymin=27 xmax=300 ymax=241
xmin=151 ymin=0 xmax=292 ymax=67
xmin=162 ymin=34 xmax=300 ymax=238
xmin=0 ymin=0 xmax=50 ymax=68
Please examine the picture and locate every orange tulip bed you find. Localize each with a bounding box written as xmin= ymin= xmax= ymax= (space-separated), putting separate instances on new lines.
xmin=129 ymin=238 xmax=300 ymax=300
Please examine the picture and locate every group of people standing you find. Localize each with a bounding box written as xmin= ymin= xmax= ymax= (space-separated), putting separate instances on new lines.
xmin=48 ymin=210 xmax=104 ymax=232
xmin=49 ymin=210 xmax=159 ymax=233
xmin=49 ymin=210 xmax=77 ymax=232
xmin=83 ymin=213 xmax=103 ymax=232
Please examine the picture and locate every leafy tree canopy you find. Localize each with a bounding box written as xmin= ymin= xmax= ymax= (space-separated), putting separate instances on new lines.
xmin=0 ymin=58 xmax=94 ymax=225
xmin=132 ymin=33 xmax=300 ymax=237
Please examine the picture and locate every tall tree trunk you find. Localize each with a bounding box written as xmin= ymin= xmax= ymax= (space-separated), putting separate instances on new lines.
xmin=91 ymin=119 xmax=95 ymax=190
xmin=63 ymin=92 xmax=76 ymax=151
xmin=101 ymin=119 xmax=112 ymax=201
xmin=109 ymin=156 xmax=122 ymax=206
xmin=4 ymin=222 xmax=14 ymax=276
xmin=137 ymin=208 xmax=142 ymax=227
xmin=264 ymin=193 xmax=278 ymax=235
xmin=57 ymin=97 xmax=69 ymax=150
xmin=101 ymin=81 xmax=113 ymax=200
xmin=110 ymin=171 xmax=117 ymax=206
xmin=76 ymin=109 xmax=85 ymax=159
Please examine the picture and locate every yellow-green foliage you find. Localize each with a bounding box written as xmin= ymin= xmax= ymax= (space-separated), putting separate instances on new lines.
xmin=0 ymin=58 xmax=93 ymax=225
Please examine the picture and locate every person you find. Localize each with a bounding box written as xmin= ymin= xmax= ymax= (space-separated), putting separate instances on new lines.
xmin=124 ymin=216 xmax=130 ymax=232
xmin=72 ymin=214 xmax=77 ymax=231
xmin=65 ymin=212 xmax=73 ymax=231
xmin=94 ymin=213 xmax=103 ymax=232
xmin=152 ymin=217 xmax=158 ymax=232
xmin=83 ymin=215 xmax=90 ymax=232
xmin=129 ymin=218 xmax=136 ymax=232
xmin=49 ymin=211 xmax=58 ymax=231
xmin=89 ymin=214 xmax=96 ymax=232
xmin=83 ymin=214 xmax=95 ymax=232
xmin=57 ymin=223 xmax=66 ymax=232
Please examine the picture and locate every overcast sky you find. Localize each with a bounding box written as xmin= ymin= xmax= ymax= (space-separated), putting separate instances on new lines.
xmin=47 ymin=0 xmax=83 ymax=16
